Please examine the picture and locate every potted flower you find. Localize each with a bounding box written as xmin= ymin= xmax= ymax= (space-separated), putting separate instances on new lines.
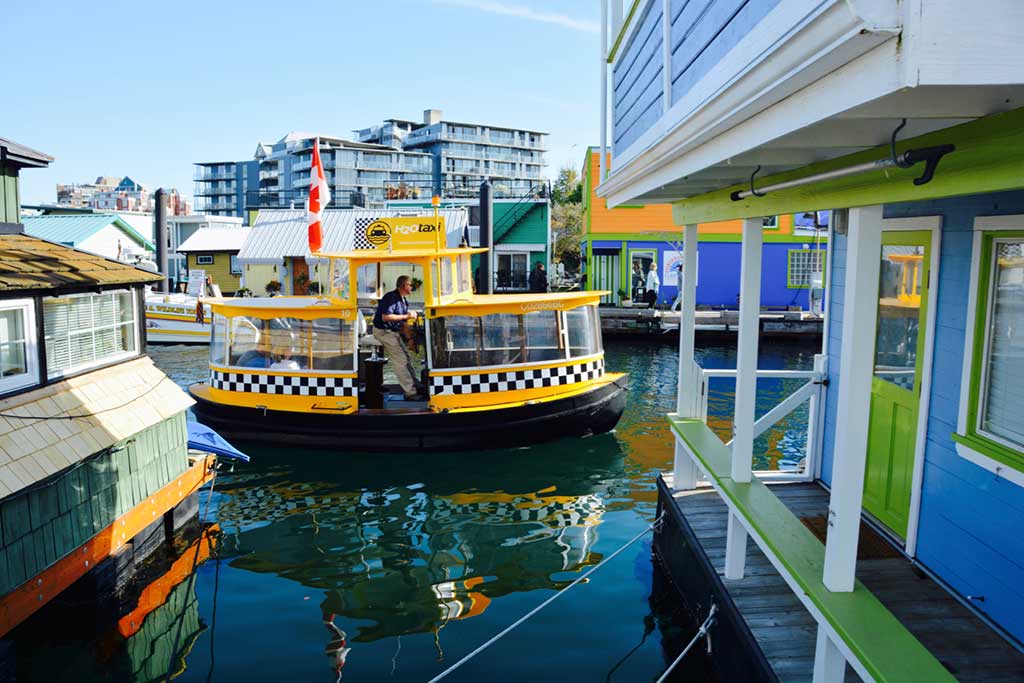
xmin=410 ymin=277 xmax=423 ymax=292
xmin=265 ymin=280 xmax=282 ymax=295
xmin=618 ymin=287 xmax=632 ymax=308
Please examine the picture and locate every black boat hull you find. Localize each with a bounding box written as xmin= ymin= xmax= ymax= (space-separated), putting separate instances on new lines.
xmin=188 ymin=376 xmax=628 ymax=451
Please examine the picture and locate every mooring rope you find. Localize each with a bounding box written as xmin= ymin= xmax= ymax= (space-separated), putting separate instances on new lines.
xmin=427 ymin=512 xmax=664 ymax=683
xmin=654 ymin=603 xmax=718 ymax=683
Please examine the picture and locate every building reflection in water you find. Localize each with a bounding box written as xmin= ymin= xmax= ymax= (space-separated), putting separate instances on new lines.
xmin=212 ymin=436 xmax=628 ymax=646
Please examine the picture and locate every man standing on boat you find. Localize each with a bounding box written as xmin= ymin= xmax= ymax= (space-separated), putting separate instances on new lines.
xmin=373 ymin=275 xmax=425 ymax=400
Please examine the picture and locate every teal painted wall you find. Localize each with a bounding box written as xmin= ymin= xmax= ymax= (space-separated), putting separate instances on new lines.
xmin=0 ymin=412 xmax=189 ymax=596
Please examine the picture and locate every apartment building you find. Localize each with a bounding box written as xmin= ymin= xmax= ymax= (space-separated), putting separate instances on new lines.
xmin=192 ymin=160 xmax=259 ymax=220
xmin=57 ymin=176 xmax=190 ymax=215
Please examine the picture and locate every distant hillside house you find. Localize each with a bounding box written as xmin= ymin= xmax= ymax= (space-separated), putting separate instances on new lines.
xmin=21 ymin=213 xmax=154 ymax=261
xmin=176 ymin=227 xmax=251 ymax=295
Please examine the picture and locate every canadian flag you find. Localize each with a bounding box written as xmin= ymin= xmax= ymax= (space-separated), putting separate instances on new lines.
xmin=308 ymin=138 xmax=331 ymax=253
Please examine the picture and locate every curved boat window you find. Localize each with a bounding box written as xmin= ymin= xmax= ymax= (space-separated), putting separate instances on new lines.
xmin=439 ymin=257 xmax=454 ymax=297
xmin=210 ymin=314 xmax=227 ymax=365
xmin=223 ymin=316 xmax=355 ymax=372
xmin=430 ymin=310 xmax=568 ymax=369
xmin=523 ymin=310 xmax=562 ymax=362
xmin=457 ymin=255 xmax=472 ymax=293
xmin=565 ymin=306 xmax=601 ymax=358
xmin=357 ymin=264 xmax=379 ymax=299
xmin=481 ymin=313 xmax=522 ymax=365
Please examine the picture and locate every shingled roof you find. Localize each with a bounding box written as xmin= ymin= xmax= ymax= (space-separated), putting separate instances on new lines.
xmin=0 ymin=232 xmax=162 ymax=296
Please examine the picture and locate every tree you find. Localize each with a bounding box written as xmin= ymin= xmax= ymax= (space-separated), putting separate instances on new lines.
xmin=551 ymin=200 xmax=583 ymax=271
xmin=551 ymin=166 xmax=582 ymax=205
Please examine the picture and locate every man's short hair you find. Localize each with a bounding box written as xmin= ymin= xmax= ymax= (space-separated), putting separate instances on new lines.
xmin=396 ymin=275 xmax=411 ymax=288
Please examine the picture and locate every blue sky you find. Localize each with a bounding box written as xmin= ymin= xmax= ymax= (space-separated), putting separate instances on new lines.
xmin=4 ymin=0 xmax=600 ymax=204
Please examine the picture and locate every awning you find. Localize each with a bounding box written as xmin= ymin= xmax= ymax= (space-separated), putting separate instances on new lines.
xmin=187 ymin=421 xmax=250 ymax=462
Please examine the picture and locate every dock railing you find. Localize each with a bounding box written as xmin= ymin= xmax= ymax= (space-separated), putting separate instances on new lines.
xmin=692 ymin=355 xmax=826 ymax=482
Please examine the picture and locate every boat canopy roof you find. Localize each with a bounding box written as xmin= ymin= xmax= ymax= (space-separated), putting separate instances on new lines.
xmin=429 ymin=291 xmax=607 ymax=317
xmin=321 ymin=247 xmax=487 ymax=263
xmin=202 ymin=295 xmax=359 ymax=320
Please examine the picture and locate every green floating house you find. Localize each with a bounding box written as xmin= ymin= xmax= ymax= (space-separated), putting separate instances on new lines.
xmin=0 ymin=136 xmax=214 ymax=639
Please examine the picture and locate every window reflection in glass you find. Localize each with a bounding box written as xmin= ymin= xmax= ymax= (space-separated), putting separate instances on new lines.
xmin=481 ymin=313 xmax=522 ymax=366
xmin=980 ymin=239 xmax=1024 ymax=447
xmin=566 ymin=306 xmax=601 ymax=359
xmin=524 ymin=311 xmax=561 ymax=362
xmin=873 ymin=246 xmax=924 ymax=390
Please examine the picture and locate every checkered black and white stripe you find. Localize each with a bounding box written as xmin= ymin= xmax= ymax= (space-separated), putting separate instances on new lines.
xmin=430 ymin=357 xmax=604 ymax=396
xmin=211 ymin=370 xmax=357 ymax=397
xmin=353 ymin=217 xmax=375 ymax=250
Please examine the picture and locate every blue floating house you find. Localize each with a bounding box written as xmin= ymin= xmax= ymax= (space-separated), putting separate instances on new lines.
xmin=598 ymin=0 xmax=1024 ymax=680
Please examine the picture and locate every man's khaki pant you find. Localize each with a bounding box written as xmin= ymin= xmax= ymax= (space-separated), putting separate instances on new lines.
xmin=372 ymin=327 xmax=418 ymax=397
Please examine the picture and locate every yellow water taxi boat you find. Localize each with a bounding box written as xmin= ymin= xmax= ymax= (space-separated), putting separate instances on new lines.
xmin=188 ymin=214 xmax=626 ymax=450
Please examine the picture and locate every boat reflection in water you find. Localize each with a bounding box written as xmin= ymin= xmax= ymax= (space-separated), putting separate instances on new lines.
xmin=212 ymin=436 xmax=627 ymax=650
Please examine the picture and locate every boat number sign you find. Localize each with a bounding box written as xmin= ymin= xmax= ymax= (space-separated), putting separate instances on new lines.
xmin=355 ymin=217 xmax=446 ymax=250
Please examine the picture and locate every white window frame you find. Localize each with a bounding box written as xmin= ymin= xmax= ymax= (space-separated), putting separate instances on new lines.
xmin=0 ymin=298 xmax=40 ymax=395
xmin=956 ymin=215 xmax=1024 ymax=488
xmin=196 ymin=254 xmax=214 ymax=266
xmin=44 ymin=290 xmax=139 ymax=380
xmin=229 ymin=254 xmax=242 ymax=275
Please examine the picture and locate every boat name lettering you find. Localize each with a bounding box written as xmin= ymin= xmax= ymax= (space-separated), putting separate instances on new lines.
xmin=520 ymin=301 xmax=564 ymax=311
xmin=148 ymin=305 xmax=191 ymax=314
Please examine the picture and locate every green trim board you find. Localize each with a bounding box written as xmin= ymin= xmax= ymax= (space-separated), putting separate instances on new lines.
xmin=667 ymin=415 xmax=957 ymax=683
xmin=956 ymin=229 xmax=1024 ymax=474
xmin=671 ymin=107 xmax=1024 ymax=224
xmin=606 ymin=0 xmax=644 ymax=63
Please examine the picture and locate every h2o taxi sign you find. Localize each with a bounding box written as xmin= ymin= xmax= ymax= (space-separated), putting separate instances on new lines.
xmin=363 ymin=216 xmax=445 ymax=250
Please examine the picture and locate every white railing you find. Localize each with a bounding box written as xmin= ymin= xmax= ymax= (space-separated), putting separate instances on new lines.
xmin=696 ymin=356 xmax=827 ymax=481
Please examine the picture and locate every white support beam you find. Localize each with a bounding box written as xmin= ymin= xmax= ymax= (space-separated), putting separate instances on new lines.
xmin=600 ymin=0 xmax=608 ymax=182
xmin=731 ymin=217 xmax=763 ymax=483
xmin=673 ymin=223 xmax=701 ymax=491
xmin=822 ymin=205 xmax=883 ymax=592
xmin=812 ymin=625 xmax=846 ymax=683
xmin=724 ymin=512 xmax=747 ymax=579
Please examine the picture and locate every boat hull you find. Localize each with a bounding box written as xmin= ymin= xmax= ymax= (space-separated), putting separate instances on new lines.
xmin=188 ymin=375 xmax=628 ymax=451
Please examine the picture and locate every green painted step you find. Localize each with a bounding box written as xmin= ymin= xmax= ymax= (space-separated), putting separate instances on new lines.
xmin=668 ymin=415 xmax=957 ymax=683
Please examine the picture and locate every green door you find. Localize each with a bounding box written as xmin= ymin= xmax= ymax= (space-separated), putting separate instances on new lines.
xmin=863 ymin=230 xmax=931 ymax=539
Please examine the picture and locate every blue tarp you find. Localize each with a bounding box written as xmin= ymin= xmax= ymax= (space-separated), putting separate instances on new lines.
xmin=187 ymin=422 xmax=251 ymax=462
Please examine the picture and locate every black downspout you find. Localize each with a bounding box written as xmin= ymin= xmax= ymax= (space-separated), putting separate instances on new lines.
xmin=479 ymin=179 xmax=493 ymax=295
xmin=34 ymin=297 xmax=48 ymax=388
xmin=136 ymin=286 xmax=148 ymax=355
xmin=154 ymin=188 xmax=169 ymax=292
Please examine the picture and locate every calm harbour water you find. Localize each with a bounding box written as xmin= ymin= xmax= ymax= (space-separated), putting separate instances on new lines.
xmin=14 ymin=337 xmax=817 ymax=682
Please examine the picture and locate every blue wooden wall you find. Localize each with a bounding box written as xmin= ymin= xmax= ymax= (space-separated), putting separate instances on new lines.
xmin=612 ymin=1 xmax=664 ymax=156
xmin=821 ymin=191 xmax=1024 ymax=642
xmin=669 ymin=0 xmax=781 ymax=107
xmin=589 ymin=238 xmax=820 ymax=308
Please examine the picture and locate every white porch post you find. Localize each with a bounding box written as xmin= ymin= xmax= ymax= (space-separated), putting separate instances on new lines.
xmin=599 ymin=0 xmax=608 ymax=182
xmin=673 ymin=223 xmax=700 ymax=490
xmin=724 ymin=217 xmax=763 ymax=579
xmin=823 ymin=205 xmax=883 ymax=592
xmin=812 ymin=625 xmax=846 ymax=683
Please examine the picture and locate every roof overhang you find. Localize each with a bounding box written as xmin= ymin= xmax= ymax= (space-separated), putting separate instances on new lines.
xmin=597 ymin=0 xmax=1024 ymax=218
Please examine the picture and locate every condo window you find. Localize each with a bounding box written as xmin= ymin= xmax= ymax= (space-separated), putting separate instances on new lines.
xmin=977 ymin=238 xmax=1024 ymax=450
xmin=44 ymin=291 xmax=137 ymax=378
xmin=0 ymin=299 xmax=39 ymax=395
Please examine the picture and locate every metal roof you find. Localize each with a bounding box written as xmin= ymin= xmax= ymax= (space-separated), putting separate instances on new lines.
xmin=177 ymin=227 xmax=251 ymax=253
xmin=21 ymin=213 xmax=155 ymax=251
xmin=0 ymin=233 xmax=162 ymax=294
xmin=0 ymin=137 xmax=53 ymax=169
xmin=239 ymin=209 xmax=469 ymax=264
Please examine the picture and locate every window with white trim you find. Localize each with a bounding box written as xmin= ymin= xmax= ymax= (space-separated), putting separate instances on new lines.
xmin=230 ymin=254 xmax=242 ymax=275
xmin=787 ymin=249 xmax=826 ymax=288
xmin=44 ymin=291 xmax=138 ymax=378
xmin=977 ymin=237 xmax=1024 ymax=450
xmin=762 ymin=216 xmax=779 ymax=229
xmin=0 ymin=299 xmax=39 ymax=394
xmin=196 ymin=254 xmax=214 ymax=265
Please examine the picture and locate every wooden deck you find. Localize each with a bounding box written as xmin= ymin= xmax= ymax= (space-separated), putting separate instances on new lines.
xmin=599 ymin=307 xmax=824 ymax=338
xmin=661 ymin=478 xmax=1024 ymax=682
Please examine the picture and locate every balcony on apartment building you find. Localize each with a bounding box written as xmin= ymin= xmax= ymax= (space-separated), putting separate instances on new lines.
xmin=194 ymin=167 xmax=237 ymax=182
xmin=195 ymin=196 xmax=237 ymax=211
xmin=193 ymin=182 xmax=237 ymax=196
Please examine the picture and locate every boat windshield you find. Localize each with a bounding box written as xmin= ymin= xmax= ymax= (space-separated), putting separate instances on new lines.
xmin=210 ymin=314 xmax=357 ymax=372
xmin=429 ymin=305 xmax=602 ymax=370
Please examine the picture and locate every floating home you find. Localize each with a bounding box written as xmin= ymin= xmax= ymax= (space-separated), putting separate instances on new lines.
xmin=582 ymin=147 xmax=828 ymax=309
xmin=0 ymin=136 xmax=214 ymax=641
xmin=598 ymin=1 xmax=1024 ymax=681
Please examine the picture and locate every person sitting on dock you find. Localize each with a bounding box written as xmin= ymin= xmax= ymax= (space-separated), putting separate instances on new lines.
xmin=373 ymin=275 xmax=425 ymax=401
